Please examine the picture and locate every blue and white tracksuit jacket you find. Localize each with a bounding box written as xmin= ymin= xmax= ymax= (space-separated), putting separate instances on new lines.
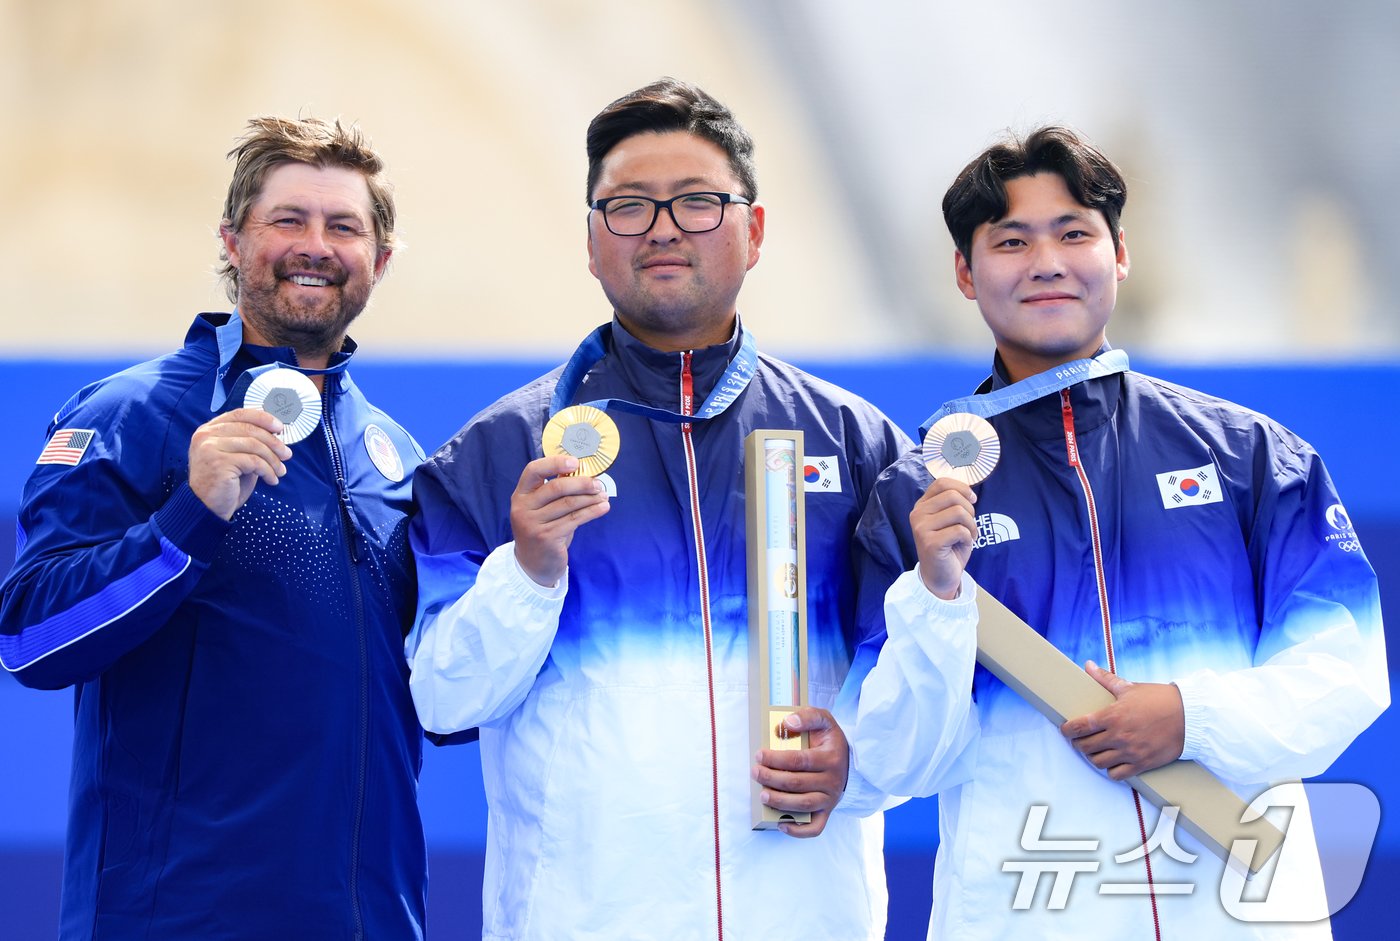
xmin=845 ymin=353 xmax=1388 ymax=939
xmin=0 ymin=313 xmax=428 ymax=940
xmin=407 ymin=319 xmax=912 ymax=941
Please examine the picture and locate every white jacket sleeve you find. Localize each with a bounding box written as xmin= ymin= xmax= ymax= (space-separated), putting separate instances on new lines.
xmin=1174 ymin=604 xmax=1388 ymax=783
xmin=405 ymin=542 xmax=566 ymax=735
xmin=847 ymin=567 xmax=983 ymax=799
xmin=1174 ymin=442 xmax=1389 ymax=784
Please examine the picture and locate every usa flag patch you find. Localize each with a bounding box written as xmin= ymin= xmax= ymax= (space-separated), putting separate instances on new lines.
xmin=37 ymin=428 xmax=95 ymax=466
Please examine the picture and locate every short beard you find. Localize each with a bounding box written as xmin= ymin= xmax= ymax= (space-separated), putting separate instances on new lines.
xmin=236 ymin=259 xmax=372 ymax=362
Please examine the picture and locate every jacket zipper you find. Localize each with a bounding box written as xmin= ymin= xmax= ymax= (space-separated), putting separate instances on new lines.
xmin=1059 ymin=390 xmax=1113 ymax=669
xmin=1060 ymin=389 xmax=1161 ymax=940
xmin=324 ymin=383 xmax=370 ymax=941
xmin=680 ymin=351 xmax=724 ymax=941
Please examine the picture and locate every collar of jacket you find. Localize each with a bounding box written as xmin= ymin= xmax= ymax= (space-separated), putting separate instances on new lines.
xmin=190 ymin=312 xmax=357 ymax=411
xmin=603 ymin=315 xmax=749 ymax=413
xmin=980 ymin=344 xmax=1125 ymax=442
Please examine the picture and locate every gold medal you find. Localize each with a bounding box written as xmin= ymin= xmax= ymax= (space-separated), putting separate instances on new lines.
xmin=923 ymin=412 xmax=1000 ymax=484
xmin=541 ymin=405 xmax=620 ymax=477
xmin=245 ymin=368 xmax=323 ymax=445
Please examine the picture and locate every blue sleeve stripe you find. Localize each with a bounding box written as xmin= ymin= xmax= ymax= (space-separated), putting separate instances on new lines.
xmin=0 ymin=536 xmax=192 ymax=673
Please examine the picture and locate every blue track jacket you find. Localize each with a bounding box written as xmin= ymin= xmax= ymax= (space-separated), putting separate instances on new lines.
xmin=1 ymin=313 xmax=428 ymax=940
xmin=407 ymin=319 xmax=912 ymax=941
xmin=845 ymin=352 xmax=1388 ymax=939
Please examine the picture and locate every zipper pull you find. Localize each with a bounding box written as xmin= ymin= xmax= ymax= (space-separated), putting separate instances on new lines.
xmin=680 ymin=351 xmax=695 ymax=426
xmin=1060 ymin=389 xmax=1080 ymax=467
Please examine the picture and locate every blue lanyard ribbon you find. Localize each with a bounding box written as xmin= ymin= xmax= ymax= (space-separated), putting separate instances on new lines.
xmin=549 ymin=322 xmax=759 ymax=423
xmin=210 ymin=311 xmax=351 ymax=411
xmin=920 ymin=349 xmax=1130 ymax=437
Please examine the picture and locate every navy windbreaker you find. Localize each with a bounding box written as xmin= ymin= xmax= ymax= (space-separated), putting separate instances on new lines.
xmin=1 ymin=313 xmax=428 ymax=940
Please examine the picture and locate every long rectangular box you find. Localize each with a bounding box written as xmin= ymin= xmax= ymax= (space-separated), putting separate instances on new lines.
xmin=745 ymin=429 xmax=812 ymax=829
xmin=974 ymin=588 xmax=1286 ymax=876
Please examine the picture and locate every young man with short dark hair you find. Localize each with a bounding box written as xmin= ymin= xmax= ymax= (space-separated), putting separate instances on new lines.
xmin=845 ymin=125 xmax=1387 ymax=939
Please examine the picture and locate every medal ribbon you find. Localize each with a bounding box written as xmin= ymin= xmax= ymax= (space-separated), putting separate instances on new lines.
xmin=919 ymin=349 xmax=1130 ymax=437
xmin=549 ymin=321 xmax=759 ymax=423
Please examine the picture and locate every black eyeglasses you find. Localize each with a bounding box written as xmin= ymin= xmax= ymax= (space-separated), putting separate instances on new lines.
xmin=589 ymin=191 xmax=751 ymax=237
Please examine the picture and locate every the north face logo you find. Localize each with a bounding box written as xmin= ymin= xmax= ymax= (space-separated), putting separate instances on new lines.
xmin=973 ymin=512 xmax=1020 ymax=549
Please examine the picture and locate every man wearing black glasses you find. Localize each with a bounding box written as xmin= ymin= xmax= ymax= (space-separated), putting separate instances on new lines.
xmin=405 ymin=79 xmax=910 ymax=939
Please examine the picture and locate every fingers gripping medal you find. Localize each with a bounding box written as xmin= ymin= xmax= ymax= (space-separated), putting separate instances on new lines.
xmin=245 ymin=369 xmax=323 ymax=445
xmin=923 ymin=412 xmax=1001 ymax=484
xmin=541 ymin=405 xmax=620 ymax=477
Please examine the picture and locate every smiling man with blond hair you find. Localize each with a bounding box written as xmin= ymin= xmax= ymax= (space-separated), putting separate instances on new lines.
xmin=2 ymin=115 xmax=428 ymax=939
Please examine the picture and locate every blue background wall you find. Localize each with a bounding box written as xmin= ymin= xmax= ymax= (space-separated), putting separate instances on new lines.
xmin=2 ymin=354 xmax=1396 ymax=939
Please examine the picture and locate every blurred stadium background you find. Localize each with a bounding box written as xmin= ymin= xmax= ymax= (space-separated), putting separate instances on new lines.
xmin=2 ymin=1 xmax=1396 ymax=937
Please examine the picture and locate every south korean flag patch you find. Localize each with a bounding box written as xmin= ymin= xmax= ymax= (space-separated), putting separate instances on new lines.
xmin=802 ymin=456 xmax=843 ymax=494
xmin=1156 ymin=462 xmax=1224 ymax=509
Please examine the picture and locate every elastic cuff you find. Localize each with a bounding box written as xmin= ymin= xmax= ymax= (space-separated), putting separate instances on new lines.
xmin=1174 ymin=676 xmax=1207 ymax=762
xmin=884 ymin=569 xmax=981 ymax=654
xmin=908 ymin=567 xmax=979 ymax=610
xmin=152 ymin=482 xmax=230 ymax=562
xmin=503 ymin=543 xmax=569 ymax=601
xmin=834 ymin=761 xmax=885 ymax=817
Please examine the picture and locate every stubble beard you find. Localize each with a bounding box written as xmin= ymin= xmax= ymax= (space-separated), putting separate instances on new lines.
xmin=608 ymin=268 xmax=740 ymax=348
